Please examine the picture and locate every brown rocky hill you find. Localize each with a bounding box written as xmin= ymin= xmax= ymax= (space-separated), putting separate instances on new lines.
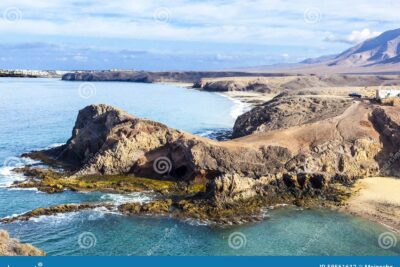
xmin=23 ymin=99 xmax=400 ymax=204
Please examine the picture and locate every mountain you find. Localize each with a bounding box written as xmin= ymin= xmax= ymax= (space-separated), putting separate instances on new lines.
xmin=254 ymin=28 xmax=400 ymax=74
xmin=326 ymin=28 xmax=400 ymax=67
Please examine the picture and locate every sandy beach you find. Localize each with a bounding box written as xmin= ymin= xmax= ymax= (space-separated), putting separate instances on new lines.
xmin=342 ymin=177 xmax=400 ymax=232
xmin=221 ymin=91 xmax=276 ymax=107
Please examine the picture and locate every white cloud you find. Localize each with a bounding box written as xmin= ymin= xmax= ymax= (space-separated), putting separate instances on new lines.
xmin=324 ymin=28 xmax=382 ymax=44
xmin=0 ymin=0 xmax=398 ymax=46
xmin=0 ymin=0 xmax=399 ymax=69
xmin=346 ymin=28 xmax=381 ymax=43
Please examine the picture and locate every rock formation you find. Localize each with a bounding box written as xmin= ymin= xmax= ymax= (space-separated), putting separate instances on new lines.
xmin=22 ymin=97 xmax=398 ymax=208
xmin=233 ymin=94 xmax=353 ymax=137
xmin=62 ymin=71 xmax=290 ymax=83
xmin=0 ymin=230 xmax=45 ymax=256
xmin=195 ymin=75 xmax=395 ymax=93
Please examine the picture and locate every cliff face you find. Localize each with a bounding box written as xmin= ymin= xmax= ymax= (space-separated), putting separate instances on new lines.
xmin=0 ymin=230 xmax=45 ymax=256
xmin=371 ymin=106 xmax=400 ymax=176
xmin=62 ymin=71 xmax=291 ymax=83
xmin=24 ymin=98 xmax=395 ymax=205
xmin=196 ymin=75 xmax=394 ymax=93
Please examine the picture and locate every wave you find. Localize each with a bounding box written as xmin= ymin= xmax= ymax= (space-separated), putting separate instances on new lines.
xmin=183 ymin=218 xmax=210 ymax=226
xmin=217 ymin=92 xmax=251 ymax=119
xmin=0 ymin=157 xmax=39 ymax=188
xmin=28 ymin=207 xmax=122 ymax=224
xmin=100 ymin=192 xmax=154 ymax=205
xmin=45 ymin=143 xmax=65 ymax=149
xmin=29 ymin=211 xmax=81 ymax=224
xmin=0 ymin=167 xmax=26 ymax=188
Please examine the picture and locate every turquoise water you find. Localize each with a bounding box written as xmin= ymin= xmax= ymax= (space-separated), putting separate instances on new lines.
xmin=0 ymin=78 xmax=399 ymax=256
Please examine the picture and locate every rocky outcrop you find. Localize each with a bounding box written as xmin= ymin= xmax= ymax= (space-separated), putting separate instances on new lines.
xmin=371 ymin=106 xmax=400 ymax=176
xmin=233 ymin=94 xmax=353 ymax=137
xmin=62 ymin=71 xmax=154 ymax=83
xmin=62 ymin=71 xmax=291 ymax=83
xmin=199 ymin=79 xmax=276 ymax=93
xmin=0 ymin=230 xmax=45 ymax=256
xmin=372 ymin=106 xmax=400 ymax=149
xmin=21 ymin=100 xmax=394 ymax=209
xmin=1 ymin=204 xmax=111 ymax=224
xmin=196 ymin=75 xmax=396 ymax=93
xmin=27 ymin=104 xmax=294 ymax=182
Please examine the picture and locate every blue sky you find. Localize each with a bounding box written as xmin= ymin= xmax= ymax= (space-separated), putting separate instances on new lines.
xmin=0 ymin=0 xmax=399 ymax=70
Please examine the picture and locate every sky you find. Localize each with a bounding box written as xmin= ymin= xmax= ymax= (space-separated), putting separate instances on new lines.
xmin=0 ymin=0 xmax=399 ymax=71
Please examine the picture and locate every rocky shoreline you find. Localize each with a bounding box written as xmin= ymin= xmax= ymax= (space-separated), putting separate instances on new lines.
xmin=2 ymin=88 xmax=399 ymax=227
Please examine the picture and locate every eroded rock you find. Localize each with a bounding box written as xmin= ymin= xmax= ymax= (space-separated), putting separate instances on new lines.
xmin=18 ymin=101 xmax=397 ymax=211
xmin=0 ymin=230 xmax=45 ymax=256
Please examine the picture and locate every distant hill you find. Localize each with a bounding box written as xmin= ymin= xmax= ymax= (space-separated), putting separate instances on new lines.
xmin=249 ymin=28 xmax=400 ymax=74
xmin=325 ymin=28 xmax=400 ymax=67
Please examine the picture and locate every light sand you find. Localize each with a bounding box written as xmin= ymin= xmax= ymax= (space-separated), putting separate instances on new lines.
xmin=342 ymin=177 xmax=400 ymax=232
xmin=221 ymin=91 xmax=276 ymax=106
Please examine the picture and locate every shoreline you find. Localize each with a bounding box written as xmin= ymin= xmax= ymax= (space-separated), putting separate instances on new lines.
xmin=341 ymin=177 xmax=400 ymax=232
xmin=220 ymin=91 xmax=276 ymax=108
xmin=217 ymin=91 xmax=276 ymax=121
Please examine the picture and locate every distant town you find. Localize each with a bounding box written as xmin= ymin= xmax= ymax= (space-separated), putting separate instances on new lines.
xmin=0 ymin=69 xmax=68 ymax=78
xmin=0 ymin=69 xmax=135 ymax=78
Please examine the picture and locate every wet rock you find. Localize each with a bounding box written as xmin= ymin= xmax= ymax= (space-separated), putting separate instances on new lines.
xmin=0 ymin=203 xmax=111 ymax=224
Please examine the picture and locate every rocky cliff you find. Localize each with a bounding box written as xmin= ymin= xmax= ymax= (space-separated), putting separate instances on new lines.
xmin=196 ymin=75 xmax=395 ymax=93
xmin=22 ymin=98 xmax=398 ymax=207
xmin=62 ymin=71 xmax=290 ymax=83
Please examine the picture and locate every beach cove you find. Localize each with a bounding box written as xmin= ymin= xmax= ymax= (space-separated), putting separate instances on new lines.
xmin=0 ymin=78 xmax=399 ymax=256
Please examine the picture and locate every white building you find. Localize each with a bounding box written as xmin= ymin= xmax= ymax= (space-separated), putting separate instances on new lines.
xmin=376 ymin=89 xmax=400 ymax=100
